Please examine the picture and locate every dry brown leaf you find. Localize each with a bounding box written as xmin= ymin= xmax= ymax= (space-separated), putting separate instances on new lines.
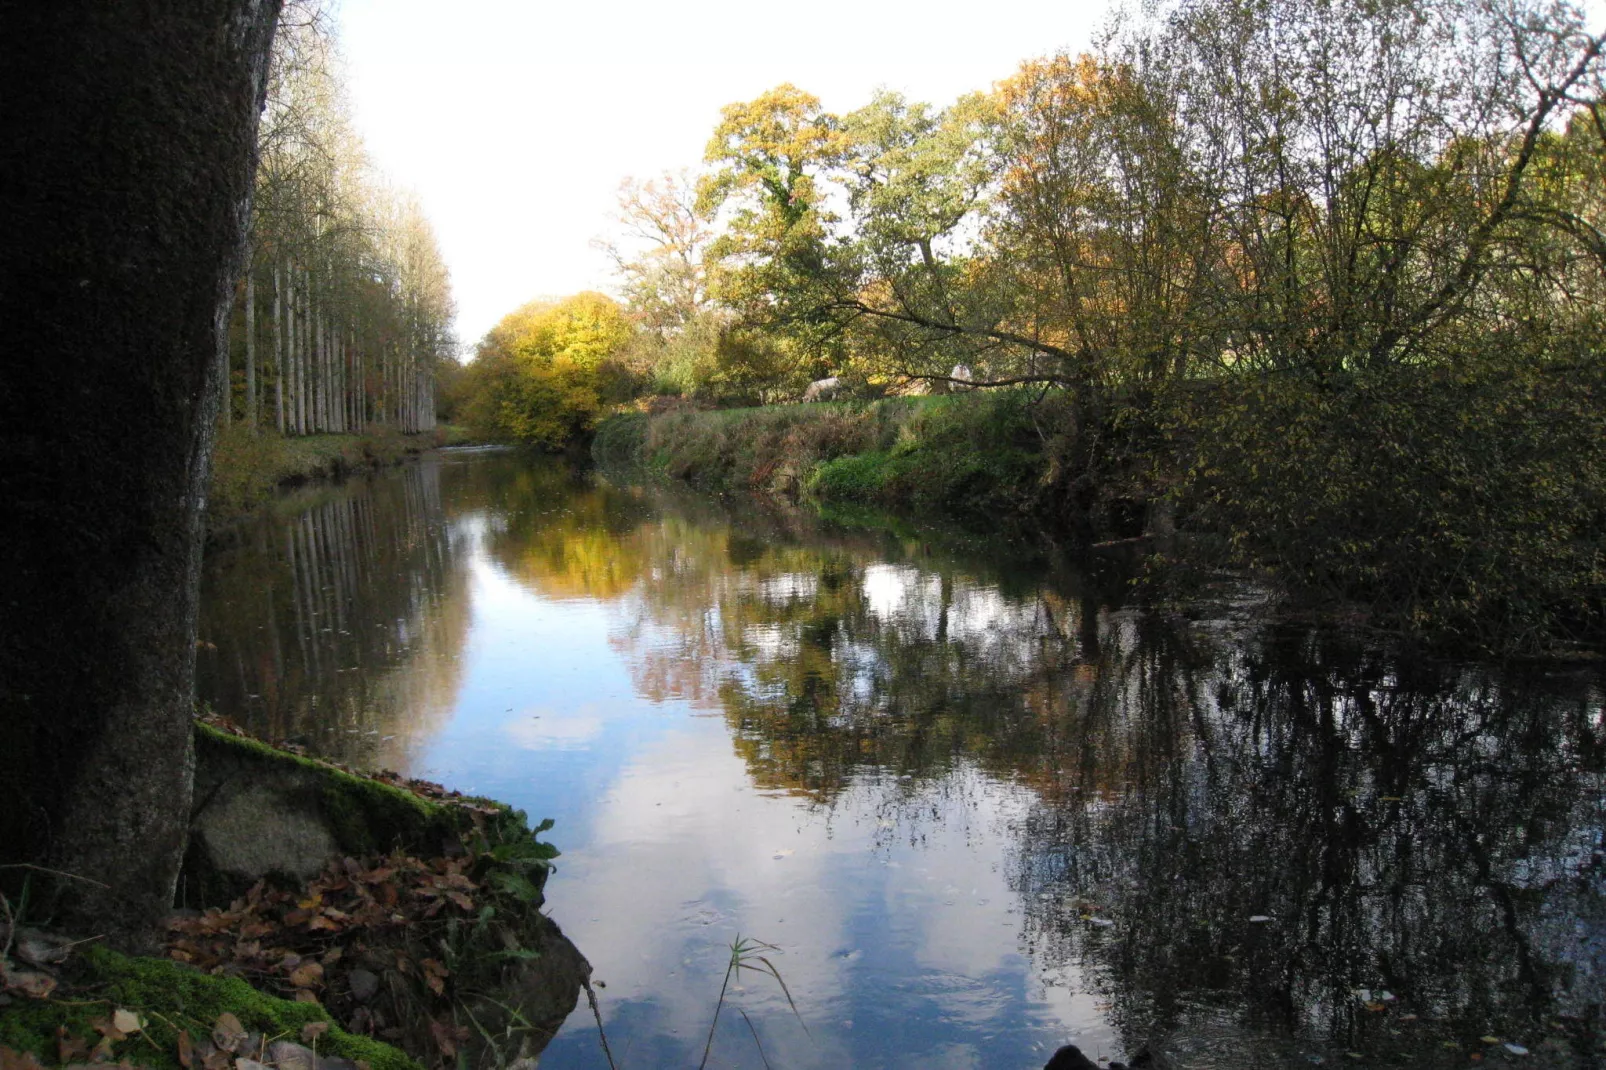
xmin=212 ymin=1012 xmax=246 ymax=1053
xmin=293 ymin=990 xmax=320 ymax=1004
xmin=1 ymin=1048 xmax=48 ymax=1070
xmin=58 ymin=1026 xmax=89 ymax=1065
xmin=111 ymin=1010 xmax=142 ymax=1036
xmin=2 ymin=967 xmax=58 ymax=1000
xmin=287 ymin=962 xmax=323 ymax=989
xmin=176 ymin=1030 xmax=194 ymax=1069
xmin=299 ymin=1023 xmax=329 ymax=1045
xmin=427 ymin=1019 xmax=456 ymax=1058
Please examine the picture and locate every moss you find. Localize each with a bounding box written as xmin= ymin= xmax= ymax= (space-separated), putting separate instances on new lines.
xmin=187 ymin=725 xmax=538 ymax=905
xmin=0 ymin=946 xmax=419 ymax=1070
xmin=194 ymin=723 xmax=460 ymax=857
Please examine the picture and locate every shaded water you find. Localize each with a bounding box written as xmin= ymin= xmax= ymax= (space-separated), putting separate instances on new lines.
xmin=198 ymin=453 xmax=1606 ymax=1068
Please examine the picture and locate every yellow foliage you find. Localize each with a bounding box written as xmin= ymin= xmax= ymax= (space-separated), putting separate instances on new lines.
xmin=466 ymin=292 xmax=632 ymax=449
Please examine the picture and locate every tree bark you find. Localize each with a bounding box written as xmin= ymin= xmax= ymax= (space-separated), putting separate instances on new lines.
xmin=0 ymin=0 xmax=282 ymax=950
xmin=245 ymin=266 xmax=257 ymax=430
xmin=274 ymin=260 xmax=285 ymax=433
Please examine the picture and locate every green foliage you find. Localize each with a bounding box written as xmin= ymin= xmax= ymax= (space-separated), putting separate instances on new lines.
xmin=1176 ymin=345 xmax=1606 ymax=650
xmin=595 ymin=391 xmax=1055 ymax=524
xmin=806 ymin=392 xmax=1049 ymax=521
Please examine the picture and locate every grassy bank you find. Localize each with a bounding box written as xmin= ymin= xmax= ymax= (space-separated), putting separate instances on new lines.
xmin=594 ymin=391 xmax=1081 ymax=528
xmin=207 ymin=424 xmax=474 ymax=532
xmin=596 ymin=363 xmax=1606 ymax=653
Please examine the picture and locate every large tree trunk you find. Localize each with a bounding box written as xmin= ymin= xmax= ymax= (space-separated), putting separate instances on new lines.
xmin=0 ymin=0 xmax=282 ymax=950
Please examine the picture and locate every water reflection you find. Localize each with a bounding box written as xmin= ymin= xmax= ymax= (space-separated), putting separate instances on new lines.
xmin=199 ymin=457 xmax=1606 ymax=1066
xmin=198 ymin=456 xmax=470 ymax=769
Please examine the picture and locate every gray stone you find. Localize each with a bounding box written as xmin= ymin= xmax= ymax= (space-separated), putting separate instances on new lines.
xmin=347 ymin=967 xmax=379 ymax=1003
xmin=265 ymin=1041 xmax=317 ymax=1070
xmin=194 ymin=782 xmax=337 ymax=883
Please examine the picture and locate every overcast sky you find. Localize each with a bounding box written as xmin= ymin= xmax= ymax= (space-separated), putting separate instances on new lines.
xmin=336 ymin=0 xmax=1109 ymax=348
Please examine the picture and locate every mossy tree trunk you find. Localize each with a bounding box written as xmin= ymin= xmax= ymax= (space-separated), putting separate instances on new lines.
xmin=0 ymin=0 xmax=283 ymax=949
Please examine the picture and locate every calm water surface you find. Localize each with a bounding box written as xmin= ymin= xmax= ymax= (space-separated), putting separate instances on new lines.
xmin=198 ymin=453 xmax=1606 ymax=1068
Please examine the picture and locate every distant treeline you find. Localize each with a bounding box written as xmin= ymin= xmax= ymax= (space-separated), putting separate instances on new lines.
xmin=224 ymin=0 xmax=454 ymax=440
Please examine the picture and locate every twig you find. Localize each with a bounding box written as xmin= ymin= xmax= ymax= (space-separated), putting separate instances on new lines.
xmin=584 ymin=980 xmax=618 ymax=1070
xmin=0 ymin=864 xmax=110 ymax=888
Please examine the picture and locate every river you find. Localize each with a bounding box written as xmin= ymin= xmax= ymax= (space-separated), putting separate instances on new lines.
xmin=197 ymin=451 xmax=1606 ymax=1068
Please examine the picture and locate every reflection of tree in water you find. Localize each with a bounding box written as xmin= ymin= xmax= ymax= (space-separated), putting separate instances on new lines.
xmin=1015 ymin=620 xmax=1606 ymax=1059
xmin=482 ymin=469 xmax=1124 ymax=800
xmin=198 ymin=457 xmax=471 ymax=769
xmin=466 ymin=461 xmax=1606 ymax=1057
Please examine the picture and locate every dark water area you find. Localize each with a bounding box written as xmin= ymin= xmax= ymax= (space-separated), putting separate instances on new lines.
xmin=198 ymin=453 xmax=1606 ymax=1068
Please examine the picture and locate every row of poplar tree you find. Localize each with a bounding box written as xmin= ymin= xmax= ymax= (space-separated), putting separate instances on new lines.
xmin=222 ymin=0 xmax=453 ymax=437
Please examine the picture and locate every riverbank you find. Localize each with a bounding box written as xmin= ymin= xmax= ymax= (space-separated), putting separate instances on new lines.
xmin=206 ymin=424 xmax=476 ymax=533
xmin=593 ymin=391 xmax=1083 ymax=530
xmin=594 ymin=364 xmax=1606 ymax=653
xmin=0 ymin=720 xmax=586 ymax=1070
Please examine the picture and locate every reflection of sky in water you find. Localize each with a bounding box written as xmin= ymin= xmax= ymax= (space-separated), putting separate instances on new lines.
xmin=405 ymin=525 xmax=1113 ymax=1068
xmin=200 ymin=458 xmax=1606 ymax=1068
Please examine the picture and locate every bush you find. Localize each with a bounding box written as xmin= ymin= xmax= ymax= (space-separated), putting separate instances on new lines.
xmin=1175 ymin=351 xmax=1606 ymax=650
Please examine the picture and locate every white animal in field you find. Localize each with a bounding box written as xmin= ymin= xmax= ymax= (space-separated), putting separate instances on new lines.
xmin=949 ymin=364 xmax=975 ymax=390
xmin=802 ymin=376 xmax=844 ymax=402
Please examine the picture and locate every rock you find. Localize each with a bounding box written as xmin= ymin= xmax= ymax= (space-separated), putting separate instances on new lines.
xmin=346 ymin=968 xmax=379 ymax=1003
xmin=264 ymin=1041 xmax=316 ymax=1070
xmin=461 ymin=914 xmax=590 ymax=1060
xmin=1045 ymin=1045 xmax=1100 ymax=1070
xmin=195 ymin=782 xmax=339 ymax=883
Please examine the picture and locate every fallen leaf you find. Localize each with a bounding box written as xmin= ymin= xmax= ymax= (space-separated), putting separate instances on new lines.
xmin=90 ymin=1020 xmax=125 ymax=1044
xmin=111 ymin=1011 xmax=143 ymax=1036
xmin=287 ymin=962 xmax=323 ymax=989
xmin=212 ymin=1013 xmax=246 ymax=1053
xmin=15 ymin=931 xmax=73 ymax=968
xmin=427 ymin=1020 xmax=456 ymax=1058
xmin=176 ymin=1031 xmax=193 ymax=1069
xmin=299 ymin=1023 xmax=329 ymax=1045
xmin=57 ymin=1028 xmax=89 ymax=1065
xmin=1 ymin=967 xmax=57 ymax=1000
xmin=0 ymin=1048 xmax=47 ymax=1070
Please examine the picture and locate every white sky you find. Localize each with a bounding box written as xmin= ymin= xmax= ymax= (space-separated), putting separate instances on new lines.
xmin=336 ymin=0 xmax=1109 ymax=349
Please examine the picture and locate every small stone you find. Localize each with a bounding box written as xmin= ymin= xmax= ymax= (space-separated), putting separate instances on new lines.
xmin=266 ymin=1041 xmax=317 ymax=1070
xmin=347 ymin=968 xmax=379 ymax=1003
xmin=315 ymin=1059 xmax=360 ymax=1070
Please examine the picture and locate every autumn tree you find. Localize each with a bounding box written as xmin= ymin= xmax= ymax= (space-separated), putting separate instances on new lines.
xmin=230 ymin=0 xmax=453 ymax=439
xmin=698 ymin=84 xmax=848 ymax=389
xmin=462 ymin=293 xmax=632 ymax=448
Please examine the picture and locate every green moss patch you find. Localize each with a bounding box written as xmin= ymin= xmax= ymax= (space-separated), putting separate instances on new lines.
xmin=0 ymin=945 xmax=419 ymax=1070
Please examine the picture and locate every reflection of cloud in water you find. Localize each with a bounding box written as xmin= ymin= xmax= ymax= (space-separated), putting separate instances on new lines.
xmin=505 ymin=708 xmax=606 ymax=750
xmin=545 ymin=719 xmax=1113 ymax=1068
